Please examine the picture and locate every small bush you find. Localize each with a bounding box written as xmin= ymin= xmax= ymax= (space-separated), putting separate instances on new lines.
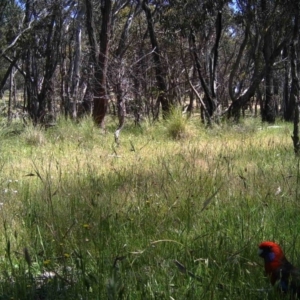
xmin=165 ymin=107 xmax=188 ymax=139
xmin=22 ymin=124 xmax=46 ymax=146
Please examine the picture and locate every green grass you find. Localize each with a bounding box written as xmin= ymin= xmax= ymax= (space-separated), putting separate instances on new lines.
xmin=0 ymin=116 xmax=298 ymax=299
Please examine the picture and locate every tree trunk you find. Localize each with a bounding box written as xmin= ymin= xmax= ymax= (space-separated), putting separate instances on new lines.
xmin=70 ymin=11 xmax=82 ymax=119
xmin=142 ymin=0 xmax=169 ymax=119
xmin=93 ymin=0 xmax=112 ymax=127
xmin=261 ymin=0 xmax=275 ymax=123
xmin=37 ymin=8 xmax=61 ymax=123
xmin=84 ymin=0 xmax=98 ymax=117
xmin=290 ymin=3 xmax=300 ymax=155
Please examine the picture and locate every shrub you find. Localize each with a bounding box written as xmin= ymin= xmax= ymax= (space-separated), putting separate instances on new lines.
xmin=22 ymin=124 xmax=46 ymax=146
xmin=165 ymin=107 xmax=188 ymax=140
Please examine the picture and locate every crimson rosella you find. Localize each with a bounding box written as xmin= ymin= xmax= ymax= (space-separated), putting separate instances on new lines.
xmin=258 ymin=241 xmax=300 ymax=295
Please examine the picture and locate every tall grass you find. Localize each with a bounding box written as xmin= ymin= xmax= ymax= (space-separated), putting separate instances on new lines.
xmin=0 ymin=116 xmax=298 ymax=299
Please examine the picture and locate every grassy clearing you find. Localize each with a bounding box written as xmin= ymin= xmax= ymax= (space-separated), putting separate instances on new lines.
xmin=0 ymin=115 xmax=298 ymax=299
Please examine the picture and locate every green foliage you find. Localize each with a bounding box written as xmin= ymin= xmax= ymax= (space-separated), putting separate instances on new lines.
xmin=0 ymin=117 xmax=297 ymax=299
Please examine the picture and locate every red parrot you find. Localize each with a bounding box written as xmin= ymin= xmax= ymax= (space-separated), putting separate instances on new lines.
xmin=258 ymin=241 xmax=300 ymax=296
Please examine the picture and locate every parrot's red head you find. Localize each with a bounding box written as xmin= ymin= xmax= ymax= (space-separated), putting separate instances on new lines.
xmin=258 ymin=241 xmax=286 ymax=285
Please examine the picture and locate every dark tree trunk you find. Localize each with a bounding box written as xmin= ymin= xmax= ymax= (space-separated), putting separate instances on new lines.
xmin=93 ymin=0 xmax=112 ymax=127
xmin=261 ymin=0 xmax=275 ymax=123
xmin=209 ymin=11 xmax=222 ymax=113
xmin=24 ymin=0 xmax=36 ymax=122
xmin=290 ymin=3 xmax=300 ymax=155
xmin=84 ymin=0 xmax=99 ymax=117
xmin=142 ymin=0 xmax=169 ymax=119
xmin=37 ymin=9 xmax=61 ymax=123
xmin=262 ymin=66 xmax=275 ymax=123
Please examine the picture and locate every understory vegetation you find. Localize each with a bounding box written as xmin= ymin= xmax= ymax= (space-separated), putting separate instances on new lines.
xmin=0 ymin=115 xmax=299 ymax=299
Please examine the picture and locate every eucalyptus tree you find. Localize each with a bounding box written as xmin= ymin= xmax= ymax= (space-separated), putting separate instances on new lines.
xmin=85 ymin=0 xmax=146 ymax=129
xmin=161 ymin=0 xmax=231 ymax=124
xmin=91 ymin=0 xmax=112 ymax=127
